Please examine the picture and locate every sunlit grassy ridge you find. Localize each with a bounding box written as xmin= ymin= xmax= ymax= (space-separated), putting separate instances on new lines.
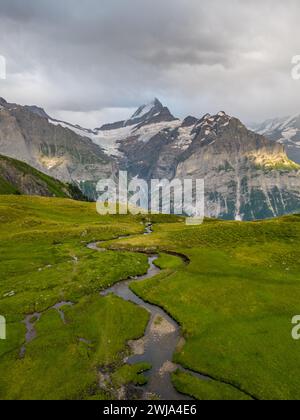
xmin=248 ymin=150 xmax=300 ymax=171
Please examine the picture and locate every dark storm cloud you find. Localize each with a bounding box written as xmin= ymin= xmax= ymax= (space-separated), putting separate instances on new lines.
xmin=0 ymin=0 xmax=300 ymax=126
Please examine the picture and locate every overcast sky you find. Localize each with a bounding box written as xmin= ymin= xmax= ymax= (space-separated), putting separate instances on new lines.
xmin=0 ymin=0 xmax=300 ymax=127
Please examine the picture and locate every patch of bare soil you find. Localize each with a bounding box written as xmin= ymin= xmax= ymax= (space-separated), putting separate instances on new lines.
xmin=150 ymin=315 xmax=176 ymax=336
xmin=128 ymin=337 xmax=146 ymax=356
xmin=159 ymin=361 xmax=177 ymax=376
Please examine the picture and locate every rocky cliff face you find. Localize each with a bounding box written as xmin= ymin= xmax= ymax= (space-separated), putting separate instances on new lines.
xmin=175 ymin=113 xmax=300 ymax=220
xmin=0 ymin=97 xmax=115 ymax=198
xmin=89 ymin=106 xmax=300 ymax=220
xmin=1 ymin=96 xmax=300 ymax=220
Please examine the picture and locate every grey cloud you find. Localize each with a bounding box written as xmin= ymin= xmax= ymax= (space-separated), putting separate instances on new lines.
xmin=0 ymin=0 xmax=300 ymax=126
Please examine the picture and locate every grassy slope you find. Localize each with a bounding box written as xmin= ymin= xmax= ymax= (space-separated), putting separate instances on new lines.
xmin=105 ymin=216 xmax=300 ymax=400
xmin=0 ymin=154 xmax=85 ymax=199
xmin=0 ymin=175 xmax=20 ymax=195
xmin=0 ymin=196 xmax=151 ymax=400
xmin=2 ymin=196 xmax=300 ymax=400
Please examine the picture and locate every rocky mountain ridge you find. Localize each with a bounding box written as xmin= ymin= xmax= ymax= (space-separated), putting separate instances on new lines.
xmin=1 ymin=96 xmax=300 ymax=219
xmin=0 ymin=97 xmax=115 ymax=198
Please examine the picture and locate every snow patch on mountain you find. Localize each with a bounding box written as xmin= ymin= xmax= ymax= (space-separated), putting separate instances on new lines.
xmin=48 ymin=119 xmax=94 ymax=138
xmin=281 ymin=128 xmax=299 ymax=141
xmin=91 ymin=125 xmax=135 ymax=157
xmin=251 ymin=113 xmax=300 ymax=163
xmin=134 ymin=120 xmax=181 ymax=143
xmin=172 ymin=126 xmax=195 ymax=150
xmin=253 ymin=114 xmax=300 ymax=141
xmin=131 ymin=100 xmax=158 ymax=120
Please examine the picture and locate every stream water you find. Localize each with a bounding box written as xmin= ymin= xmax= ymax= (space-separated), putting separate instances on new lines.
xmin=20 ymin=225 xmax=205 ymax=399
xmin=19 ymin=224 xmax=251 ymax=400
xmin=20 ymin=301 xmax=73 ymax=358
xmin=87 ymin=224 xmax=199 ymax=400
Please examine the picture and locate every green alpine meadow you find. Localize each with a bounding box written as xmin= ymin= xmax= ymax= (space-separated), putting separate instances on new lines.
xmin=1 ymin=0 xmax=300 ymax=404
xmin=1 ymin=195 xmax=300 ymax=400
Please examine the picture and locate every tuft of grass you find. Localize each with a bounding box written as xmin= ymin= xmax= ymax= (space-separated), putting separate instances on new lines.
xmin=111 ymin=363 xmax=151 ymax=388
xmin=154 ymin=253 xmax=184 ymax=270
xmin=172 ymin=370 xmax=252 ymax=400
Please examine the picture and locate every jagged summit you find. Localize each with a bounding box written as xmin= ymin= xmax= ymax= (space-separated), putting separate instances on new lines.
xmin=129 ymin=98 xmax=177 ymax=126
xmin=192 ymin=111 xmax=233 ymax=135
xmin=130 ymin=98 xmax=163 ymax=120
xmin=98 ymin=98 xmax=177 ymax=131
xmin=0 ymin=97 xmax=8 ymax=107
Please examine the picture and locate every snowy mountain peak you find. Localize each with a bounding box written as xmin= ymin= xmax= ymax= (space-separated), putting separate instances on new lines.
xmin=251 ymin=113 xmax=300 ymax=164
xmin=130 ymin=98 xmax=163 ymax=120
xmin=128 ymin=97 xmax=177 ymax=126
xmin=98 ymin=98 xmax=177 ymax=132
xmin=196 ymin=111 xmax=232 ymax=128
xmin=0 ymin=97 xmax=8 ymax=107
xmin=217 ymin=111 xmax=227 ymax=117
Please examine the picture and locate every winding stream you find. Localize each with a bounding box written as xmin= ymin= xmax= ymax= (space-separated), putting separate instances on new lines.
xmin=19 ymin=223 xmax=255 ymax=400
xmin=87 ymin=224 xmax=208 ymax=400
xmin=20 ymin=301 xmax=73 ymax=358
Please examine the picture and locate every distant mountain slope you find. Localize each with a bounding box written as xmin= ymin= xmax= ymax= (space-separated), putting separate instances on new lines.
xmin=251 ymin=114 xmax=300 ymax=164
xmin=54 ymin=98 xmax=180 ymax=158
xmin=0 ymin=97 xmax=115 ymax=199
xmin=1 ymin=96 xmax=300 ymax=220
xmin=174 ymin=113 xmax=300 ymax=220
xmin=0 ymin=154 xmax=86 ymax=199
xmin=83 ymin=103 xmax=300 ymax=220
